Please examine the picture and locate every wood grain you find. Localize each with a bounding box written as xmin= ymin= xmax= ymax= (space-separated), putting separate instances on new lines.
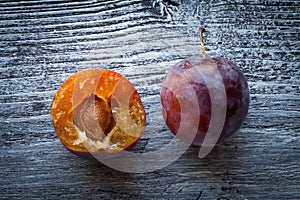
xmin=0 ymin=0 xmax=299 ymax=199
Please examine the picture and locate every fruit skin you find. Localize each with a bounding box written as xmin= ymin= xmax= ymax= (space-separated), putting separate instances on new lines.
xmin=160 ymin=56 xmax=250 ymax=146
xmin=51 ymin=68 xmax=146 ymax=159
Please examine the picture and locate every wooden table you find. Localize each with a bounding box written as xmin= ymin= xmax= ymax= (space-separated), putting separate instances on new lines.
xmin=1 ymin=0 xmax=299 ymax=199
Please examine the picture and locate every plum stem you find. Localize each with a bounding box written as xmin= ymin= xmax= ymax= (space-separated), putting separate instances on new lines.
xmin=199 ymin=27 xmax=206 ymax=59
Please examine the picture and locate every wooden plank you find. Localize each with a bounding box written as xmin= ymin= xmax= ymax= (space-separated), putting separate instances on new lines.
xmin=0 ymin=0 xmax=299 ymax=199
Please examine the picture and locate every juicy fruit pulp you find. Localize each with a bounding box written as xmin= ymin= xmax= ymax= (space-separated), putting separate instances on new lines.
xmin=160 ymin=56 xmax=250 ymax=146
xmin=51 ymin=69 xmax=146 ymax=155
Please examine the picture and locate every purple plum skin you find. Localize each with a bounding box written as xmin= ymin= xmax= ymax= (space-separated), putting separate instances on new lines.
xmin=160 ymin=57 xmax=250 ymax=146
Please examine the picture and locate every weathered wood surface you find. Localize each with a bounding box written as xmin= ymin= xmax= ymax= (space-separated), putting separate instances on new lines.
xmin=0 ymin=0 xmax=299 ymax=199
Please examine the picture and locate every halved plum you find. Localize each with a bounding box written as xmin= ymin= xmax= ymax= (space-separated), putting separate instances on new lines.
xmin=51 ymin=69 xmax=146 ymax=158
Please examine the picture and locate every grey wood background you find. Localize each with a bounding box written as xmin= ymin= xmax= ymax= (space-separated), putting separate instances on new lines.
xmin=0 ymin=0 xmax=299 ymax=199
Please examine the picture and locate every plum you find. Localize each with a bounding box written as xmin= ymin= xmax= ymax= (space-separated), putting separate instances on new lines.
xmin=160 ymin=27 xmax=249 ymax=148
xmin=51 ymin=69 xmax=146 ymax=158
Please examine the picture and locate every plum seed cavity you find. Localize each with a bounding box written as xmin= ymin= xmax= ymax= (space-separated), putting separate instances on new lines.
xmin=73 ymin=94 xmax=116 ymax=142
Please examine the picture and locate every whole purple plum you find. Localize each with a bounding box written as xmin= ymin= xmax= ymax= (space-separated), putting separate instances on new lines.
xmin=160 ymin=27 xmax=250 ymax=147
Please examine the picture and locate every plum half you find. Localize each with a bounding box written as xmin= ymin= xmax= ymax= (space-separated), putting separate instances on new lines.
xmin=51 ymin=69 xmax=146 ymax=158
xmin=160 ymin=27 xmax=249 ymax=147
